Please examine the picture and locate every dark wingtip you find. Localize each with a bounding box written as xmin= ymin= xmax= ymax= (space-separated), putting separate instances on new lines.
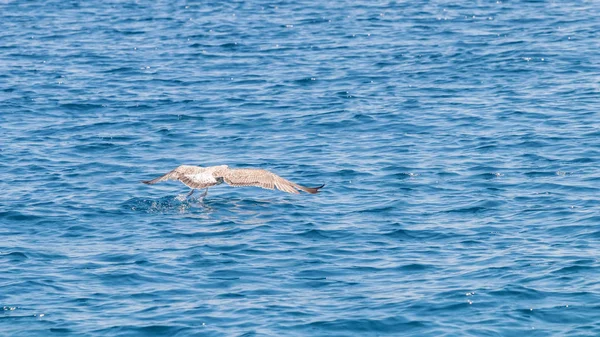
xmin=141 ymin=180 xmax=151 ymax=184
xmin=306 ymin=184 xmax=325 ymax=194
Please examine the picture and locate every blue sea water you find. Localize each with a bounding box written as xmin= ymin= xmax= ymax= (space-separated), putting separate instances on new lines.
xmin=1 ymin=0 xmax=600 ymax=336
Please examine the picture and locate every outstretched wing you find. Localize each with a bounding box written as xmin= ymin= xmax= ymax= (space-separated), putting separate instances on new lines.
xmin=218 ymin=168 xmax=324 ymax=194
xmin=142 ymin=165 xmax=218 ymax=189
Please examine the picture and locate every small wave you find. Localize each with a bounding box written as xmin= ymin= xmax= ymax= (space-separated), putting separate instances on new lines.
xmin=443 ymin=200 xmax=501 ymax=214
xmin=383 ymin=228 xmax=419 ymax=240
xmin=1 ymin=252 xmax=28 ymax=260
xmin=208 ymin=269 xmax=258 ymax=279
xmin=219 ymin=42 xmax=241 ymax=49
xmin=59 ymin=103 xmax=103 ymax=111
xmin=297 ymin=316 xmax=426 ymax=333
xmin=488 ymin=285 xmax=546 ymax=300
xmin=472 ymin=172 xmax=504 ymax=180
xmin=95 ymin=325 xmax=191 ymax=336
xmin=296 ymin=229 xmax=351 ymax=240
xmin=552 ymin=265 xmax=595 ymax=275
xmin=101 ymin=66 xmax=137 ymax=74
xmin=525 ymin=171 xmax=558 ymax=178
xmin=395 ymin=263 xmax=435 ymax=272
xmin=382 ymin=228 xmax=453 ymax=241
xmin=293 ymin=77 xmax=318 ymax=85
xmin=0 ymin=211 xmax=43 ymax=222
xmin=49 ymin=328 xmax=73 ymax=333
xmin=391 ymin=172 xmax=419 ymax=180
xmin=354 ymin=205 xmax=396 ymax=214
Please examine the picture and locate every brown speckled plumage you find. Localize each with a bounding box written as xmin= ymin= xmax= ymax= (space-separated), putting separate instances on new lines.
xmin=142 ymin=165 xmax=324 ymax=194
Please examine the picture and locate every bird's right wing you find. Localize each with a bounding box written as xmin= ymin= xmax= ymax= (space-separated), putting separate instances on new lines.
xmin=142 ymin=169 xmax=180 ymax=185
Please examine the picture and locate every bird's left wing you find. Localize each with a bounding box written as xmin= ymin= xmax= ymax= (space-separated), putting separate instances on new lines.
xmin=143 ymin=165 xmax=219 ymax=189
xmin=218 ymin=168 xmax=323 ymax=194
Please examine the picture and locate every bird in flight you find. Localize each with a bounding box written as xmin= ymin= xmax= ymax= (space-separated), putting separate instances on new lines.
xmin=142 ymin=165 xmax=324 ymax=198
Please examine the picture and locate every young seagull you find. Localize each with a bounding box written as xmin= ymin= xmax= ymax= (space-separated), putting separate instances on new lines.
xmin=142 ymin=165 xmax=324 ymax=198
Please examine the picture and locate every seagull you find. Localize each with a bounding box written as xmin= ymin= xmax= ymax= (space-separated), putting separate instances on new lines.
xmin=142 ymin=165 xmax=324 ymax=198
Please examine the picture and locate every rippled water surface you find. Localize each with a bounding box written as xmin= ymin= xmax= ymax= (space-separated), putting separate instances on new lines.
xmin=2 ymin=1 xmax=600 ymax=336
